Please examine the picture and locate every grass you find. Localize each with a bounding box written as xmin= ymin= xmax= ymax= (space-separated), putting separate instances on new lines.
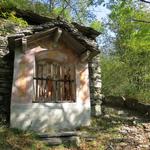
xmin=78 ymin=116 xmax=123 ymax=150
xmin=0 ymin=117 xmax=121 ymax=150
xmin=0 ymin=125 xmax=48 ymax=150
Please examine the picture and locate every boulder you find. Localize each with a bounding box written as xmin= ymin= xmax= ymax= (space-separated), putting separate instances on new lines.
xmin=103 ymin=96 xmax=125 ymax=107
xmin=124 ymin=98 xmax=138 ymax=109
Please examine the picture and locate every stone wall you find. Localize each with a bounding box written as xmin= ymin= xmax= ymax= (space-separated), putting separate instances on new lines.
xmin=0 ymin=36 xmax=14 ymax=124
xmin=89 ymin=54 xmax=102 ymax=116
xmin=103 ymin=96 xmax=150 ymax=117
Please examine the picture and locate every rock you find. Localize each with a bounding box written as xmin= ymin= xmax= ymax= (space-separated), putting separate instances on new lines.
xmin=104 ymin=114 xmax=110 ymax=118
xmin=111 ymin=120 xmax=117 ymax=124
xmin=0 ymin=96 xmax=3 ymax=101
xmin=31 ymin=26 xmax=44 ymax=32
xmin=103 ymin=96 xmax=125 ymax=107
xmin=40 ymin=136 xmax=80 ymax=147
xmin=19 ymin=29 xmax=33 ymax=35
xmin=38 ymin=131 xmax=81 ymax=147
xmin=4 ymin=22 xmax=17 ymax=32
xmin=117 ymin=110 xmax=124 ymax=115
xmin=146 ymin=105 xmax=150 ymax=116
xmin=38 ymin=131 xmax=78 ymax=138
xmin=84 ymin=137 xmax=96 ymax=142
xmin=142 ymin=123 xmax=150 ymax=132
xmin=119 ymin=129 xmax=128 ymax=135
xmin=92 ymin=104 xmax=102 ymax=117
xmin=124 ymin=98 xmax=138 ymax=109
xmin=43 ymin=137 xmax=62 ymax=146
xmin=147 ymin=132 xmax=150 ymax=139
xmin=141 ymin=145 xmax=150 ymax=149
xmin=123 ymin=126 xmax=138 ymax=133
xmin=134 ymin=102 xmax=148 ymax=114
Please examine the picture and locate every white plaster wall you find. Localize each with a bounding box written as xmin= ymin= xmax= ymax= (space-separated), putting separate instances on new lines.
xmin=11 ymin=102 xmax=90 ymax=132
xmin=10 ymin=41 xmax=91 ymax=132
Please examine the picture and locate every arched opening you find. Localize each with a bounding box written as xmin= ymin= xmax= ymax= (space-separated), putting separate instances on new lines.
xmin=33 ymin=51 xmax=76 ymax=102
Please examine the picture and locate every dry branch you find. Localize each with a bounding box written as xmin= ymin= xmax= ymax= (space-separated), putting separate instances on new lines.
xmin=140 ymin=0 xmax=150 ymax=4
xmin=132 ymin=19 xmax=150 ymax=24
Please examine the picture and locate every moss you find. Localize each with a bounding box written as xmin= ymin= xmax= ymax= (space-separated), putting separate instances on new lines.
xmin=0 ymin=126 xmax=48 ymax=150
xmin=0 ymin=15 xmax=28 ymax=36
xmin=8 ymin=12 xmax=28 ymax=28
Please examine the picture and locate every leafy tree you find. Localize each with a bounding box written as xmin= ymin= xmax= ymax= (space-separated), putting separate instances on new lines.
xmin=101 ymin=0 xmax=150 ymax=103
xmin=90 ymin=20 xmax=103 ymax=32
xmin=0 ymin=0 xmax=104 ymax=29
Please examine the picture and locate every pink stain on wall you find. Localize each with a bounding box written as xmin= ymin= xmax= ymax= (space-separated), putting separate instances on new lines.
xmin=79 ymin=65 xmax=90 ymax=103
xmin=12 ymin=37 xmax=89 ymax=103
xmin=16 ymin=56 xmax=29 ymax=97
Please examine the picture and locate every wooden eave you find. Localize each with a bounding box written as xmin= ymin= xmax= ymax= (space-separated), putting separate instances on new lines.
xmin=26 ymin=27 xmax=56 ymax=44
xmin=8 ymin=26 xmax=100 ymax=61
xmin=61 ymin=30 xmax=86 ymax=55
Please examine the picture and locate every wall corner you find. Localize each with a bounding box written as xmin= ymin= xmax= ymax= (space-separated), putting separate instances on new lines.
xmin=88 ymin=54 xmax=102 ymax=117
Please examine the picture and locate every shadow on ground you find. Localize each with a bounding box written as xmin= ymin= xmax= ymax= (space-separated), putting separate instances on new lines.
xmin=77 ymin=105 xmax=150 ymax=150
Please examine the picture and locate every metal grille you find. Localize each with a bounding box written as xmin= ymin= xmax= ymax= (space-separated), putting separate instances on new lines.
xmin=33 ymin=62 xmax=76 ymax=102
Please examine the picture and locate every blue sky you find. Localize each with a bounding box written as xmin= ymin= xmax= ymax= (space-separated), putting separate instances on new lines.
xmin=92 ymin=0 xmax=111 ymax=21
xmin=94 ymin=5 xmax=111 ymax=21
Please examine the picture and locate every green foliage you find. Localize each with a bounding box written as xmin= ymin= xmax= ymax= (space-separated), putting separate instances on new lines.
xmin=0 ymin=0 xmax=149 ymax=104
xmin=8 ymin=12 xmax=28 ymax=27
xmin=51 ymin=7 xmax=72 ymax=22
xmin=90 ymin=20 xmax=103 ymax=32
xmin=101 ymin=0 xmax=150 ymax=103
xmin=0 ymin=11 xmax=28 ymax=28
xmin=0 ymin=1 xmax=28 ymax=28
xmin=101 ymin=53 xmax=150 ymax=103
xmin=32 ymin=2 xmax=49 ymax=15
xmin=0 ymin=0 xmax=33 ymax=10
xmin=0 ymin=0 xmax=102 ymax=25
xmin=0 ymin=126 xmax=49 ymax=150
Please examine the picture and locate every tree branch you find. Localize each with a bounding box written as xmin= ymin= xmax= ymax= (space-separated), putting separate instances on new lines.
xmin=59 ymin=4 xmax=68 ymax=17
xmin=63 ymin=0 xmax=82 ymax=23
xmin=132 ymin=19 xmax=150 ymax=23
xmin=140 ymin=0 xmax=150 ymax=4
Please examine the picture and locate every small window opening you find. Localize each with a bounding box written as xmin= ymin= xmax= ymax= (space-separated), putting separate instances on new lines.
xmin=33 ymin=60 xmax=76 ymax=102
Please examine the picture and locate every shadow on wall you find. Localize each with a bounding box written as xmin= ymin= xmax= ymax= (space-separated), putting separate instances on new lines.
xmin=12 ymin=53 xmax=34 ymax=102
xmin=0 ymin=53 xmax=14 ymax=125
xmin=11 ymin=103 xmax=90 ymax=132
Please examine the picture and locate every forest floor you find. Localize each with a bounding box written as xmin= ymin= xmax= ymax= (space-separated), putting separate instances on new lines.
xmin=79 ymin=106 xmax=150 ymax=150
xmin=0 ymin=106 xmax=149 ymax=150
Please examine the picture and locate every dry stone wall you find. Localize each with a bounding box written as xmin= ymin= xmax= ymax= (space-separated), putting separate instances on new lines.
xmin=0 ymin=36 xmax=14 ymax=124
xmin=89 ymin=54 xmax=102 ymax=116
xmin=103 ymin=96 xmax=150 ymax=117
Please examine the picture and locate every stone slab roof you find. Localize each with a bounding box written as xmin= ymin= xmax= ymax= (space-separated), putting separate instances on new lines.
xmin=2 ymin=7 xmax=101 ymax=57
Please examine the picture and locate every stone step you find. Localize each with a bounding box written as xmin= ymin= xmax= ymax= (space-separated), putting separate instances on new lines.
xmin=38 ymin=131 xmax=81 ymax=147
xmin=42 ymin=137 xmax=62 ymax=146
xmin=41 ymin=136 xmax=80 ymax=146
xmin=38 ymin=131 xmax=78 ymax=138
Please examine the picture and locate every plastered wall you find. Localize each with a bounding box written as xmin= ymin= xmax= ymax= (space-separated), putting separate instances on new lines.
xmin=11 ymin=37 xmax=91 ymax=132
